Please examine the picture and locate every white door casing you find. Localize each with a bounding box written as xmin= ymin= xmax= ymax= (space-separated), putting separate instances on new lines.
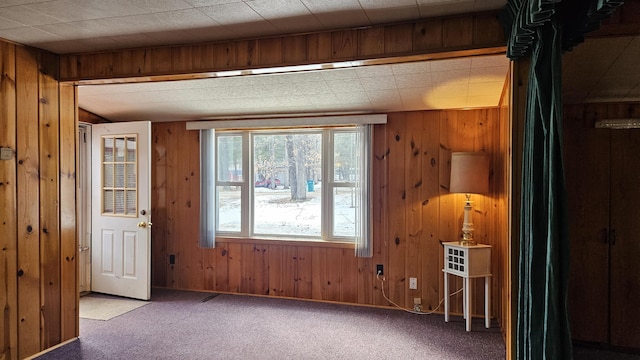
xmin=91 ymin=121 xmax=151 ymax=300
xmin=78 ymin=124 xmax=91 ymax=293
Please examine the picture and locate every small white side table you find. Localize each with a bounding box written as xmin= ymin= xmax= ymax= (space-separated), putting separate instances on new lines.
xmin=442 ymin=241 xmax=492 ymax=332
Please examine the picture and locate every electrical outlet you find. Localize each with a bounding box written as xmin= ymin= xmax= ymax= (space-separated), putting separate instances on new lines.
xmin=409 ymin=277 xmax=417 ymax=290
xmin=376 ymin=264 xmax=384 ymax=276
xmin=413 ymin=297 xmax=421 ymax=305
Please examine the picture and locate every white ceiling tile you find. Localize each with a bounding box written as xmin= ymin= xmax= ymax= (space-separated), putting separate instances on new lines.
xmin=431 ymin=69 xmax=470 ymax=86
xmin=359 ymin=0 xmax=416 ymax=8
xmin=0 ymin=15 xmax=24 ymax=29
xmin=301 ymin=0 xmax=361 ymax=12
xmin=431 ymin=57 xmax=471 ymax=71
xmin=127 ymin=0 xmax=194 ymax=13
xmin=327 ymin=79 xmax=364 ymax=93
xmin=158 ymin=8 xmax=218 ymax=28
xmin=432 ymin=84 xmax=468 ymax=97
xmin=0 ymin=5 xmax=60 ymax=25
xmin=391 ymin=61 xmax=431 ymax=75
xmin=294 ymin=81 xmax=332 ymax=95
xmin=366 ymin=89 xmax=401 ymax=105
xmin=395 ymin=73 xmax=431 ymax=88
xmin=302 ymin=0 xmax=368 ymax=28
xmin=471 ymin=55 xmax=509 ymax=68
xmin=24 ymin=0 xmax=115 ymax=22
xmin=355 ymin=65 xmax=394 ymax=78
xmin=248 ymin=0 xmax=309 ymax=19
xmin=0 ymin=0 xmax=50 ymax=7
xmin=359 ymin=76 xmax=397 ymax=91
xmin=198 ymin=2 xmax=264 ymax=25
xmin=0 ymin=26 xmax=60 ymax=43
xmin=184 ymin=0 xmax=243 ymax=7
xmin=467 ymin=82 xmax=504 ymax=97
xmin=336 ymin=92 xmax=371 ymax=105
xmin=321 ymin=68 xmax=358 ymax=81
xmin=469 ymin=66 xmax=508 ymax=83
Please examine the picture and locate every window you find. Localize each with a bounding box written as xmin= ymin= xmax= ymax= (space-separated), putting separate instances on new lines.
xmin=213 ymin=128 xmax=359 ymax=241
xmin=101 ymin=135 xmax=137 ymax=216
xmin=193 ymin=114 xmax=386 ymax=257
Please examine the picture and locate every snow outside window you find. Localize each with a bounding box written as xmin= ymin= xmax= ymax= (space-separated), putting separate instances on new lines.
xmin=199 ymin=126 xmax=372 ymax=255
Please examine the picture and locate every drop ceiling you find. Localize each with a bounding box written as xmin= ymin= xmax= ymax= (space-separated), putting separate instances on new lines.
xmin=0 ymin=0 xmax=636 ymax=122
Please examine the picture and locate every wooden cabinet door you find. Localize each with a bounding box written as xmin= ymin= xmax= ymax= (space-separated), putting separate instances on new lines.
xmin=564 ymin=127 xmax=611 ymax=344
xmin=610 ymin=129 xmax=640 ymax=348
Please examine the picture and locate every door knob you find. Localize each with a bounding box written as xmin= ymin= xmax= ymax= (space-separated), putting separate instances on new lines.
xmin=137 ymin=221 xmax=152 ymax=228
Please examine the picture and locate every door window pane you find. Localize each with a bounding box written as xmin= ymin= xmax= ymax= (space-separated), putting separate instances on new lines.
xmin=102 ymin=135 xmax=137 ymax=216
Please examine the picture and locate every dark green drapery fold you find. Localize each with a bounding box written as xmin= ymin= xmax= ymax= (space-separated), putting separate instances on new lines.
xmin=500 ymin=1 xmax=624 ymax=359
xmin=518 ymin=20 xmax=572 ymax=359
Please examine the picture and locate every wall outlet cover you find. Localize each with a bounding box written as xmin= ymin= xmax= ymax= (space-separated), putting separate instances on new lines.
xmin=409 ymin=277 xmax=417 ymax=290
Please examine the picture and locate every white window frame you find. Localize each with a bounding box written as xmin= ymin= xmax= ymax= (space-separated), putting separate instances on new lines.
xmin=214 ymin=128 xmax=358 ymax=242
xmin=190 ymin=114 xmax=385 ymax=257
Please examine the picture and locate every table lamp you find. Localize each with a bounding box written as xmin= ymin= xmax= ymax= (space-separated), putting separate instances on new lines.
xmin=449 ymin=152 xmax=490 ymax=246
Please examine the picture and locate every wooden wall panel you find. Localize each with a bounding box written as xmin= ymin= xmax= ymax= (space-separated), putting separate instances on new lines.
xmin=150 ymin=107 xmax=509 ymax=341
xmin=151 ymin=123 xmax=169 ymax=287
xmin=1 ymin=40 xmax=79 ymax=360
xmin=59 ymin=83 xmax=78 ymax=342
xmin=38 ymin=51 xmax=61 ymax=349
xmin=16 ymin=45 xmax=42 ymax=359
xmin=0 ymin=40 xmax=18 ymax=360
xmin=386 ymin=112 xmax=408 ymax=308
xmin=420 ymin=111 xmax=441 ymax=311
xmin=404 ymin=112 xmax=424 ymax=309
xmin=59 ymin=13 xmax=505 ymax=82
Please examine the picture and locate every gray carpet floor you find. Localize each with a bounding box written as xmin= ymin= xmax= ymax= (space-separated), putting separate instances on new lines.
xmin=35 ymin=288 xmax=640 ymax=359
xmin=37 ymin=288 xmax=505 ymax=360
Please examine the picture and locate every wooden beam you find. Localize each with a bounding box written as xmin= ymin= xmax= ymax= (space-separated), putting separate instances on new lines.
xmin=59 ymin=12 xmax=506 ymax=83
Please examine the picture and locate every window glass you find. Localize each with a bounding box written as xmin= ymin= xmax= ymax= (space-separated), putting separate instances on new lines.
xmin=217 ymin=185 xmax=242 ymax=232
xmin=213 ymin=128 xmax=361 ymax=242
xmin=217 ymin=135 xmax=243 ymax=182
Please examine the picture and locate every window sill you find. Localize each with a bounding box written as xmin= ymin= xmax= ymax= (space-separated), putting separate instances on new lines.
xmin=215 ymin=236 xmax=355 ymax=249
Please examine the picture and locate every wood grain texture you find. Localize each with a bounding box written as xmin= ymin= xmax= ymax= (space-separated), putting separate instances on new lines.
xmin=0 ymin=40 xmax=18 ymax=360
xmin=58 ymin=83 xmax=78 ymax=342
xmin=16 ymin=45 xmax=42 ymax=359
xmin=38 ymin=50 xmax=61 ymax=349
xmin=149 ymin=107 xmax=509 ymax=325
xmin=59 ymin=13 xmax=505 ymax=82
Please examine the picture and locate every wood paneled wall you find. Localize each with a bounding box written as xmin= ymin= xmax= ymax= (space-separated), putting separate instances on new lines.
xmin=151 ymin=108 xmax=509 ymax=322
xmin=0 ymin=40 xmax=78 ymax=360
xmin=59 ymin=12 xmax=505 ymax=82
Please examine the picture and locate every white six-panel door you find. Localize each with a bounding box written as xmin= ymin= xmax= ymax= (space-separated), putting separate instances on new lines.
xmin=91 ymin=121 xmax=151 ymax=300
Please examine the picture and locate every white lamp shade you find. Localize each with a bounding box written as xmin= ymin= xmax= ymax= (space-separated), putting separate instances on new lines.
xmin=449 ymin=152 xmax=490 ymax=194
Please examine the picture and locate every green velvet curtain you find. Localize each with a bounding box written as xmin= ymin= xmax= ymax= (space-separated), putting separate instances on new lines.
xmin=500 ymin=1 xmax=624 ymax=359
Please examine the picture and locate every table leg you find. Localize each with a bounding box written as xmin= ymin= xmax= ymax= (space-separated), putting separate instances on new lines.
xmin=465 ymin=277 xmax=471 ymax=332
xmin=485 ymin=276 xmax=491 ymax=328
xmin=444 ymin=272 xmax=449 ymax=322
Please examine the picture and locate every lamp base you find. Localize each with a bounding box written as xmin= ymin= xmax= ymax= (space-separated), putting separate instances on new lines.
xmin=459 ymin=196 xmax=476 ymax=246
xmin=459 ymin=239 xmax=477 ymax=247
